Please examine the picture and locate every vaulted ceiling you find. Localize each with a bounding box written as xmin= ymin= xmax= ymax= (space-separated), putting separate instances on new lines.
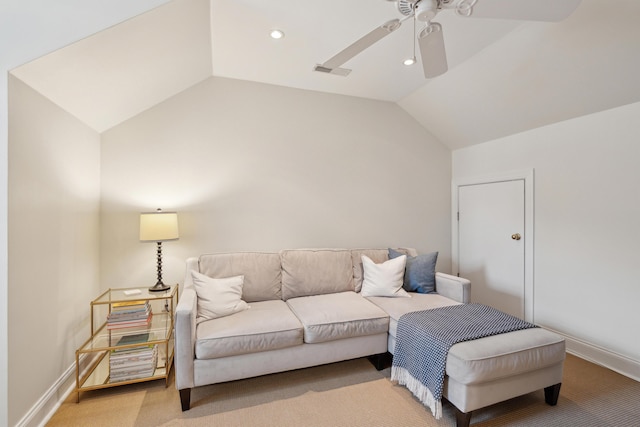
xmin=12 ymin=0 xmax=640 ymax=150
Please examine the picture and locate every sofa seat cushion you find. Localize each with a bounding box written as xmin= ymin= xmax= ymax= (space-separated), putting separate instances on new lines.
xmin=286 ymin=291 xmax=389 ymax=344
xmin=446 ymin=328 xmax=566 ymax=385
xmin=366 ymin=292 xmax=460 ymax=338
xmin=195 ymin=300 xmax=303 ymax=360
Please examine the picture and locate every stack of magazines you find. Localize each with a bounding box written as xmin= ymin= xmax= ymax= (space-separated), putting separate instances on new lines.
xmin=107 ymin=300 xmax=152 ymax=330
xmin=110 ymin=333 xmax=158 ymax=382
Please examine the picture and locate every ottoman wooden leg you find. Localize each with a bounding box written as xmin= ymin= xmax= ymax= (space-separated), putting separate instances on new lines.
xmin=454 ymin=406 xmax=472 ymax=427
xmin=544 ymin=383 xmax=562 ymax=406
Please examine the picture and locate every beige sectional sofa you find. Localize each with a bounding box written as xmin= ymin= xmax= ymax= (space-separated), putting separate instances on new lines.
xmin=175 ymin=248 xmax=565 ymax=427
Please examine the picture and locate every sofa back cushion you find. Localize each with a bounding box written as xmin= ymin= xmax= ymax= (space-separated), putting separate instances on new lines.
xmin=351 ymin=248 xmax=417 ymax=292
xmin=198 ymin=252 xmax=282 ymax=302
xmin=280 ymin=249 xmax=354 ymax=300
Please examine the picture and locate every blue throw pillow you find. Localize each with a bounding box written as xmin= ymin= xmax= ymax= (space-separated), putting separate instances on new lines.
xmin=388 ymin=248 xmax=438 ymax=294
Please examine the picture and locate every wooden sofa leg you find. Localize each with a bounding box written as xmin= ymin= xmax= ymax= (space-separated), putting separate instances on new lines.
xmin=454 ymin=407 xmax=472 ymax=427
xmin=368 ymin=352 xmax=390 ymax=370
xmin=180 ymin=388 xmax=191 ymax=411
xmin=544 ymin=383 xmax=561 ymax=406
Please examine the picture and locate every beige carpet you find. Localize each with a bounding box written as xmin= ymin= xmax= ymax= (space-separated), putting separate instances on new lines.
xmin=48 ymin=354 xmax=640 ymax=427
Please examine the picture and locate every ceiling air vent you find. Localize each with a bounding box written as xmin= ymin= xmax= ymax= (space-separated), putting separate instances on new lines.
xmin=313 ymin=64 xmax=351 ymax=76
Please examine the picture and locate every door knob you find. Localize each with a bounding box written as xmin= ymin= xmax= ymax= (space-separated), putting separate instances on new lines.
xmin=511 ymin=233 xmax=521 ymax=240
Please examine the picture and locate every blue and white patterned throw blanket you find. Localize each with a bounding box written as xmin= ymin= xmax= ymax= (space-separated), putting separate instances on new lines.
xmin=391 ymin=303 xmax=537 ymax=419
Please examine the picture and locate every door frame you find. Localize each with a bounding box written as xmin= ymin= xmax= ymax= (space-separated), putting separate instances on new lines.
xmin=452 ymin=169 xmax=535 ymax=322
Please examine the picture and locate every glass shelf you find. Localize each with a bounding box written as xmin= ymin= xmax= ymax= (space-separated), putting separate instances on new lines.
xmin=79 ymin=312 xmax=172 ymax=353
xmin=92 ymin=286 xmax=175 ymax=305
xmin=80 ymin=334 xmax=175 ymax=391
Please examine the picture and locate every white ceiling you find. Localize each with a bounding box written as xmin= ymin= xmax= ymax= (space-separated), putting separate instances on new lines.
xmin=11 ymin=0 xmax=640 ymax=149
xmin=210 ymin=0 xmax=523 ymax=102
xmin=11 ymin=0 xmax=212 ymax=133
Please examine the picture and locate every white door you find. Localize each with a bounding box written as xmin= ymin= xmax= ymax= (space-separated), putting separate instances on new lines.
xmin=458 ymin=180 xmax=525 ymax=319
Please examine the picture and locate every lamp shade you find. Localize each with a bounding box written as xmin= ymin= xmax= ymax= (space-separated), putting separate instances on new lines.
xmin=140 ymin=211 xmax=179 ymax=242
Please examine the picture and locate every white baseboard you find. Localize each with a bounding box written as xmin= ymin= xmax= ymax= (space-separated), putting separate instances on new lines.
xmin=16 ymin=354 xmax=97 ymax=427
xmin=15 ymin=363 xmax=76 ymax=427
xmin=545 ymin=327 xmax=640 ymax=382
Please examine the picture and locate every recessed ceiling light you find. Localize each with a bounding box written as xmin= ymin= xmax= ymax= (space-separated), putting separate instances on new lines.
xmin=403 ymin=57 xmax=416 ymax=66
xmin=270 ymin=29 xmax=284 ymax=39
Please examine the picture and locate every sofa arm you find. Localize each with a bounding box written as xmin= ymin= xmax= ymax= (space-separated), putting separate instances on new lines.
xmin=183 ymin=257 xmax=199 ymax=290
xmin=435 ymin=272 xmax=470 ymax=304
xmin=174 ymin=287 xmax=197 ymax=390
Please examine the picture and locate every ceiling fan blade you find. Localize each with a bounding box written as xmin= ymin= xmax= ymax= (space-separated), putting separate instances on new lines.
xmin=322 ymin=19 xmax=403 ymax=70
xmin=418 ymin=23 xmax=448 ymax=78
xmin=459 ymin=0 xmax=582 ymax=22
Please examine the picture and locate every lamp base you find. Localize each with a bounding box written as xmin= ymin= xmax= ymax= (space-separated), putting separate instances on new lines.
xmin=149 ymin=241 xmax=170 ymax=292
xmin=149 ymin=282 xmax=171 ymax=293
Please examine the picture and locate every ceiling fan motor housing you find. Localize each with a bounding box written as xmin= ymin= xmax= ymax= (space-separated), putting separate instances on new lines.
xmin=416 ymin=0 xmax=440 ymax=22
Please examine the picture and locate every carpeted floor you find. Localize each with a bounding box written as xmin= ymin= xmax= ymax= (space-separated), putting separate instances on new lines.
xmin=47 ymin=353 xmax=640 ymax=427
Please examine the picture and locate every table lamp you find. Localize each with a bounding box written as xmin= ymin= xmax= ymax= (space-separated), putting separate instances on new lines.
xmin=140 ymin=209 xmax=179 ymax=292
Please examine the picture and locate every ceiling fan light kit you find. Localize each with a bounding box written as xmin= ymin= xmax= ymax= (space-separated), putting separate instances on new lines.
xmin=315 ymin=0 xmax=582 ymax=79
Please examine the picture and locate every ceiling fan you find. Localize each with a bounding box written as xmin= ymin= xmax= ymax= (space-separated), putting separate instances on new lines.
xmin=315 ymin=0 xmax=582 ymax=78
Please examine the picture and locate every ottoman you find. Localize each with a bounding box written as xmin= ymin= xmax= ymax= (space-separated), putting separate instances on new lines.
xmin=444 ymin=327 xmax=565 ymax=427
xmin=367 ymin=294 xmax=566 ymax=427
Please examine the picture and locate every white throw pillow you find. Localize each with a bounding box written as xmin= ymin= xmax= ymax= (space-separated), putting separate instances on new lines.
xmin=191 ymin=270 xmax=250 ymax=322
xmin=360 ymin=254 xmax=410 ymax=298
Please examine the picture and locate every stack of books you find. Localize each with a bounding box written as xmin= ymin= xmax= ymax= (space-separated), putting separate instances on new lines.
xmin=107 ymin=300 xmax=152 ymax=330
xmin=110 ymin=333 xmax=158 ymax=382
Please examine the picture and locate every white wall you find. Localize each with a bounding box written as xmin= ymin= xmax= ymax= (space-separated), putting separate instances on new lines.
xmin=453 ymin=102 xmax=640 ymax=376
xmin=8 ymin=77 xmax=101 ymax=427
xmin=1 ymin=2 xmax=169 ymax=426
xmin=100 ymin=77 xmax=453 ymax=289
